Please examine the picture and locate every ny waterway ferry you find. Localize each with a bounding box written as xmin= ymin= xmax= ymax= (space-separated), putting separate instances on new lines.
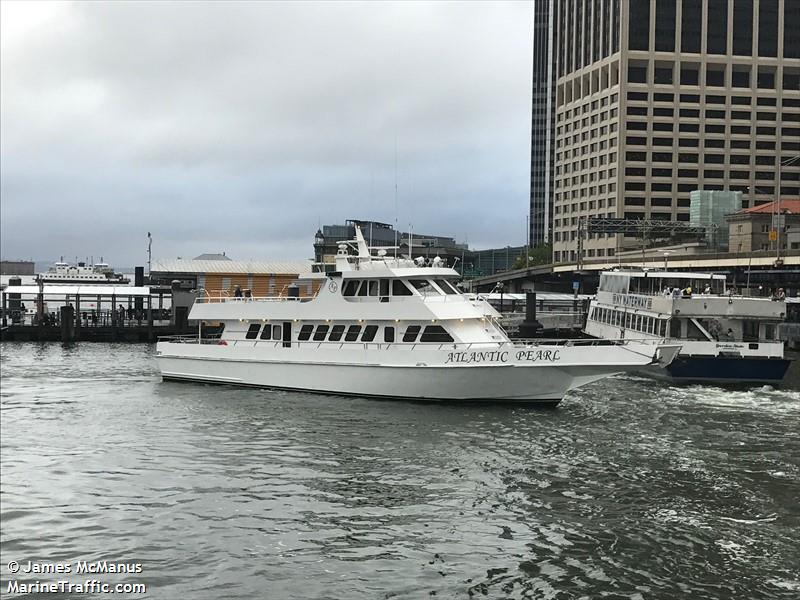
xmin=584 ymin=269 xmax=790 ymax=383
xmin=156 ymin=228 xmax=678 ymax=405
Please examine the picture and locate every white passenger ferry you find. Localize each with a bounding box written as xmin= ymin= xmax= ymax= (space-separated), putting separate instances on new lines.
xmin=40 ymin=260 xmax=130 ymax=284
xmin=156 ymin=229 xmax=678 ymax=405
xmin=584 ymin=269 xmax=790 ymax=383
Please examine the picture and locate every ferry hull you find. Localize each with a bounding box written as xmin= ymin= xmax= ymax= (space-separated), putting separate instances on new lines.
xmin=644 ymin=355 xmax=791 ymax=384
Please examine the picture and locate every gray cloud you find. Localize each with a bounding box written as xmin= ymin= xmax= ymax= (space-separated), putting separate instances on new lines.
xmin=1 ymin=0 xmax=533 ymax=265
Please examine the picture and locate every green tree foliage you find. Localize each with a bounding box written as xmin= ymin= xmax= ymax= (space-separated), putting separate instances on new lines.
xmin=512 ymin=244 xmax=553 ymax=269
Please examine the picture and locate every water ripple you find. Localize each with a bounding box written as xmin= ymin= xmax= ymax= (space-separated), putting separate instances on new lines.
xmin=1 ymin=342 xmax=799 ymax=599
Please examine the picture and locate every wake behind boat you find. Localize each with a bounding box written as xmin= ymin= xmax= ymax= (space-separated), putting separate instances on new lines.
xmin=156 ymin=228 xmax=678 ymax=405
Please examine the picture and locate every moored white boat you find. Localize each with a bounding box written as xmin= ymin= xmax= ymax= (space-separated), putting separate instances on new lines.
xmin=156 ymin=228 xmax=679 ymax=405
xmin=584 ymin=269 xmax=790 ymax=384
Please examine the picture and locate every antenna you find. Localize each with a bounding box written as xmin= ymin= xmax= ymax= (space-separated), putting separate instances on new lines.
xmin=408 ymin=223 xmax=413 ymax=261
xmin=147 ymin=232 xmax=152 ymax=275
xmin=394 ymin=136 xmax=398 ymax=263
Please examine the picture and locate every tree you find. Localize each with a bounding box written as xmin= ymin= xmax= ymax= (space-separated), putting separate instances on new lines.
xmin=512 ymin=244 xmax=553 ymax=270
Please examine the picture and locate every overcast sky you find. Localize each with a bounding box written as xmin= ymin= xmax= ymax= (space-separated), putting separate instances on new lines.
xmin=1 ymin=1 xmax=533 ymax=265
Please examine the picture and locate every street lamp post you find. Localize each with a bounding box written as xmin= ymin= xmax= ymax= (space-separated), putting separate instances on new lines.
xmin=663 ymin=251 xmax=671 ymax=272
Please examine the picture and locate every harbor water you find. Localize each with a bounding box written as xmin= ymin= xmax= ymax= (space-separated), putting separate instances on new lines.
xmin=1 ymin=342 xmax=799 ymax=599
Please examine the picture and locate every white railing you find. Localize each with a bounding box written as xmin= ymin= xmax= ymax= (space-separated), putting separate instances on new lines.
xmin=158 ymin=335 xmax=664 ymax=351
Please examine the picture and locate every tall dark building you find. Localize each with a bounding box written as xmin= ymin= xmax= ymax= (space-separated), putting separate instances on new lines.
xmin=531 ymin=0 xmax=800 ymax=265
xmin=530 ymin=0 xmax=556 ymax=248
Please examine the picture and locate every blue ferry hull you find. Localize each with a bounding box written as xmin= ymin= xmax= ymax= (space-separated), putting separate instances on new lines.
xmin=662 ymin=355 xmax=791 ymax=383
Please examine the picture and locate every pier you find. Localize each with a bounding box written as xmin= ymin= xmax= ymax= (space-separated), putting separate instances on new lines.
xmin=0 ymin=283 xmax=193 ymax=343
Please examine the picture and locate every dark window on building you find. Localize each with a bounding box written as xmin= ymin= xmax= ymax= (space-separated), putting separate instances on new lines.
xmin=677 ymin=185 xmax=695 ymax=193
xmin=654 ymin=67 xmax=673 ymax=84
xmin=706 ymin=109 xmax=725 ymax=119
xmin=679 ymin=138 xmax=700 ymax=147
xmin=784 ymin=73 xmax=800 ymax=90
xmin=344 ymin=325 xmax=361 ymax=342
xmin=403 ymin=325 xmax=421 ymax=342
xmin=602 ymin=0 xmax=610 ymax=57
xmin=704 ymin=170 xmax=724 ymax=178
xmin=681 ymin=0 xmax=702 ymax=52
xmin=757 ymin=97 xmax=777 ymax=106
xmin=629 ymin=0 xmax=650 ymax=50
xmin=680 ymin=94 xmax=700 ymax=103
xmin=706 ymin=95 xmax=726 ymax=104
xmin=626 ymin=167 xmax=646 ymax=176
xmin=732 ymin=96 xmax=751 ymax=105
xmin=653 ymin=138 xmax=673 ymax=146
xmin=625 ymin=182 xmax=646 ymax=191
xmin=298 ymin=324 xmax=314 ymax=341
xmin=680 ymin=123 xmax=700 ymax=132
xmin=705 ymin=124 xmax=725 ymax=134
xmin=787 ymin=0 xmax=800 ymax=58
xmin=653 ymin=107 xmax=674 ymax=116
xmin=705 ymin=154 xmax=725 ymax=164
xmin=361 ymin=325 xmax=378 ymax=342
xmin=652 ymin=152 xmax=673 ymax=162
xmin=626 ymin=151 xmax=647 ymax=161
xmin=730 ymin=170 xmax=750 ymax=179
xmin=652 ymin=197 xmax=672 ymax=206
xmin=755 ymin=155 xmax=774 ymax=165
xmin=653 ymin=92 xmax=674 ymax=102
xmin=732 ymin=69 xmax=750 ymax=87
xmin=613 ymin=0 xmax=620 ymax=52
xmin=653 ymin=122 xmax=673 ymax=131
xmin=706 ymin=67 xmax=725 ymax=87
xmin=731 ymin=125 xmax=750 ymax=135
xmin=757 ymin=68 xmax=775 ymax=88
xmin=625 ymin=197 xmax=646 ymax=206
xmin=628 ymin=91 xmax=649 ymax=101
xmin=680 ymin=67 xmax=699 ymax=85
xmin=329 ymin=325 xmax=345 ymax=341
xmin=313 ymin=324 xmax=329 ymax=341
xmin=627 ymin=106 xmax=648 ymax=116
xmin=678 ymin=168 xmax=698 ymax=177
xmin=653 ymin=168 xmax=672 ymax=177
xmin=628 ymin=65 xmax=647 ymax=83
xmin=626 ymin=136 xmax=647 ymax=146
xmin=245 ymin=324 xmax=261 ymax=340
xmin=584 ymin=0 xmax=591 ymax=66
xmin=679 ymin=153 xmax=699 ymax=163
xmin=420 ymin=325 xmax=454 ymax=343
xmin=730 ymin=155 xmax=750 ymax=164
xmin=260 ymin=324 xmax=272 ymax=340
xmin=759 ymin=0 xmax=778 ymax=57
xmin=679 ymin=108 xmax=700 ymax=117
xmin=576 ymin=0 xmax=583 ymax=68
xmin=706 ymin=0 xmax=728 ymax=54
xmin=384 ymin=326 xmax=395 ymax=343
xmin=732 ymin=110 xmax=751 ymax=119
xmin=757 ymin=126 xmax=776 ymax=135
xmin=628 ymin=121 xmax=647 ymax=130
xmin=705 ymin=138 xmax=725 ymax=148
xmin=755 ymin=141 xmax=775 ymax=150
xmin=652 ymin=182 xmax=672 ymax=192
xmin=655 ymin=0 xmax=676 ymax=51
xmin=732 ymin=0 xmax=753 ymax=55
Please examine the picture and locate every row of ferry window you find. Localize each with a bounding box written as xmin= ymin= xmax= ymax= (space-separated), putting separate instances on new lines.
xmin=591 ymin=307 xmax=669 ymax=337
xmin=244 ymin=323 xmax=454 ymax=343
xmin=341 ymin=278 xmax=460 ymax=298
